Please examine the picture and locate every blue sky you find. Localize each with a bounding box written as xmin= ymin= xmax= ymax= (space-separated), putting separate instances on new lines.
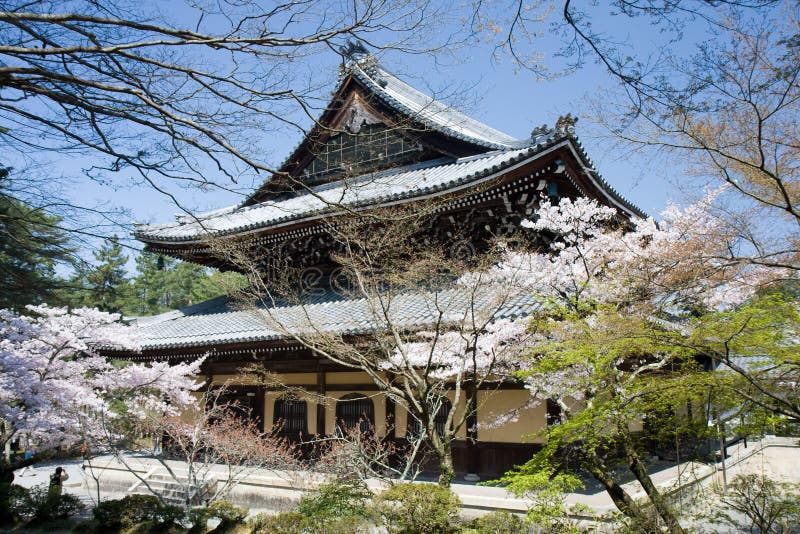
xmin=24 ymin=1 xmax=716 ymax=270
xmin=83 ymin=43 xmax=673 ymax=225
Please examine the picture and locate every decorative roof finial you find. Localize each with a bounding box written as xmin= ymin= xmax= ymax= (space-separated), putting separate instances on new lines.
xmin=555 ymin=113 xmax=578 ymax=136
xmin=337 ymin=39 xmax=378 ymax=83
xmin=339 ymin=39 xmax=369 ymax=60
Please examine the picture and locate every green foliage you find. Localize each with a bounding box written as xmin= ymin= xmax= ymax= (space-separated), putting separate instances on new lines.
xmin=122 ymin=519 xmax=186 ymax=534
xmin=248 ymin=511 xmax=306 ymax=534
xmin=494 ymin=460 xmax=583 ymax=533
xmin=4 ymin=483 xmax=29 ymax=522
xmin=206 ymin=500 xmax=248 ymax=526
xmin=707 ymin=474 xmax=800 ymax=533
xmin=375 ymin=482 xmax=461 ymax=534
xmin=185 ymin=506 xmax=210 ymax=533
xmin=9 ymin=483 xmax=85 ymax=521
xmin=65 ymin=248 xmax=246 ymax=316
xmin=66 ymin=236 xmax=130 ymax=312
xmin=93 ymin=494 xmax=182 ymax=530
xmin=127 ymin=253 xmax=245 ymax=315
xmin=296 ymin=478 xmax=372 ymax=521
xmin=247 ymin=510 xmax=371 ymax=534
xmin=463 ymin=510 xmax=527 ymax=533
xmin=0 ymin=166 xmax=75 ymax=310
xmin=320 ymin=514 xmax=372 ymax=533
xmin=506 ymin=292 xmax=800 ymax=530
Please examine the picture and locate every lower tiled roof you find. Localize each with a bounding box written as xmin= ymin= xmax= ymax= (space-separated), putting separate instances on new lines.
xmin=126 ymin=287 xmax=540 ymax=351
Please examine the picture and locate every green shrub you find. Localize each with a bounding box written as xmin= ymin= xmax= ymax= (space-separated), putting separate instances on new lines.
xmin=248 ymin=511 xmax=305 ymax=533
xmin=465 ymin=510 xmax=527 ymax=533
xmin=5 ymin=484 xmax=29 ymax=521
xmin=123 ymin=519 xmax=186 ymax=534
xmin=93 ymin=494 xmax=182 ymax=530
xmin=297 ymin=478 xmax=372 ymax=521
xmin=323 ymin=514 xmax=372 ymax=533
xmin=186 ymin=506 xmax=210 ymax=533
xmin=247 ymin=511 xmax=372 ymax=534
xmin=375 ymin=482 xmax=461 ymax=534
xmin=708 ymin=474 xmax=800 ymax=533
xmin=1 ymin=482 xmax=19 ymax=524
xmin=93 ymin=498 xmax=125 ymax=528
xmin=10 ymin=483 xmax=85 ymax=521
xmin=206 ymin=499 xmax=248 ymax=526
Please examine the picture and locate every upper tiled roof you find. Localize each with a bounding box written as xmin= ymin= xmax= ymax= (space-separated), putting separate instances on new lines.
xmin=135 ymin=145 xmax=539 ymax=243
xmin=348 ymin=58 xmax=526 ymax=150
xmin=125 ymin=287 xmax=540 ymax=351
xmin=135 ymin=52 xmax=644 ymax=245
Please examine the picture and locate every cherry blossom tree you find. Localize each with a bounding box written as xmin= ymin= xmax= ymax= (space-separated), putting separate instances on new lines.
xmin=224 ymin=208 xmax=535 ymax=487
xmin=130 ymin=385 xmax=301 ymax=507
xmin=0 ymin=304 xmax=203 ymax=520
xmin=485 ymin=194 xmax=795 ymax=533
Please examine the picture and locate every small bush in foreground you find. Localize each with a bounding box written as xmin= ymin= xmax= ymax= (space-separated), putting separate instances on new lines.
xmin=375 ymin=482 xmax=461 ymax=534
xmin=248 ymin=511 xmax=306 ymax=534
xmin=297 ymin=478 xmax=372 ymax=521
xmin=464 ymin=510 xmax=527 ymax=533
xmin=10 ymin=483 xmax=85 ymax=521
xmin=207 ymin=499 xmax=248 ymax=527
xmin=185 ymin=506 xmax=210 ymax=533
xmin=248 ymin=511 xmax=372 ymax=534
xmin=93 ymin=494 xmax=182 ymax=530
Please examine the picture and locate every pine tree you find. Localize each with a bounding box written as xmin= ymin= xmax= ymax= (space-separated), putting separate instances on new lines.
xmin=124 ymin=252 xmax=246 ymax=316
xmin=79 ymin=237 xmax=130 ymax=313
xmin=0 ymin=166 xmax=74 ymax=310
xmin=129 ymin=252 xmax=173 ymax=314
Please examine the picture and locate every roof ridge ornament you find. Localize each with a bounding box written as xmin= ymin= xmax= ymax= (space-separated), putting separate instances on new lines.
xmin=337 ymin=39 xmax=380 ymax=83
xmin=530 ymin=123 xmax=550 ymax=143
xmin=340 ymin=39 xmax=369 ymax=59
xmin=555 ymin=113 xmax=578 ymax=137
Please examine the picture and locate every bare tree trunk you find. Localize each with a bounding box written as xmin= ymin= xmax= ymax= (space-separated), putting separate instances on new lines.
xmin=622 ymin=436 xmax=685 ymax=534
xmin=584 ymin=452 xmax=658 ymax=532
xmin=438 ymin=447 xmax=455 ymax=487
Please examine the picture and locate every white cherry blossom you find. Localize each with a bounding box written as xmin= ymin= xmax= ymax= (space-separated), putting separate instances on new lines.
xmin=0 ymin=305 xmax=203 ymax=455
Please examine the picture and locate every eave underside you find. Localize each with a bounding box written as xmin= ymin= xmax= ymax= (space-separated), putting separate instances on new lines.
xmin=138 ymin=141 xmax=639 ymax=272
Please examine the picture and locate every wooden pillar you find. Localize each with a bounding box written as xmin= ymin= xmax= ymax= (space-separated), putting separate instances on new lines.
xmin=254 ymin=387 xmax=266 ymax=433
xmin=316 ymin=370 xmax=326 ymax=436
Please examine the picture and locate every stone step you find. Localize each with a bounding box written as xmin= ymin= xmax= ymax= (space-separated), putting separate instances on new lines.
xmin=132 ymin=470 xmax=216 ymax=507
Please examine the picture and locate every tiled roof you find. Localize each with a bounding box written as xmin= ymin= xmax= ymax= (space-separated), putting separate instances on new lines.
xmin=125 ymin=288 xmax=541 ymax=351
xmin=135 ymin=145 xmax=542 ymax=243
xmin=349 ymin=59 xmax=526 ymax=150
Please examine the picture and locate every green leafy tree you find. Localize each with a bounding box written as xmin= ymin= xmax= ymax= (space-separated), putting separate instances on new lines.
xmin=487 ymin=194 xmax=794 ymax=533
xmin=166 ymin=261 xmax=215 ymax=309
xmin=0 ymin=166 xmax=74 ymax=309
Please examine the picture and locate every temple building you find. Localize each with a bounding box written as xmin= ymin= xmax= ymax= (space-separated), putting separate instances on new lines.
xmin=113 ymin=47 xmax=643 ymax=479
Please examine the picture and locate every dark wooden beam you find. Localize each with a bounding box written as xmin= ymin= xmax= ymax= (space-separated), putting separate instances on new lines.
xmin=316 ymin=369 xmax=326 ymax=436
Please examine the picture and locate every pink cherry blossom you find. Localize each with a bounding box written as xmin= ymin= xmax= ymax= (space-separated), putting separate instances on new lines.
xmin=0 ymin=305 xmax=203 ymax=455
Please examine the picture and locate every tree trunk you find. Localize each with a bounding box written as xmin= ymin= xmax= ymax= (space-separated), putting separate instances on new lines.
xmin=584 ymin=452 xmax=658 ymax=532
xmin=622 ymin=437 xmax=685 ymax=534
xmin=437 ymin=446 xmax=455 ymax=487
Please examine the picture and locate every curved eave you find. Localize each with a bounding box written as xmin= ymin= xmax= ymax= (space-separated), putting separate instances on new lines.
xmin=136 ymin=134 xmax=643 ymax=251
